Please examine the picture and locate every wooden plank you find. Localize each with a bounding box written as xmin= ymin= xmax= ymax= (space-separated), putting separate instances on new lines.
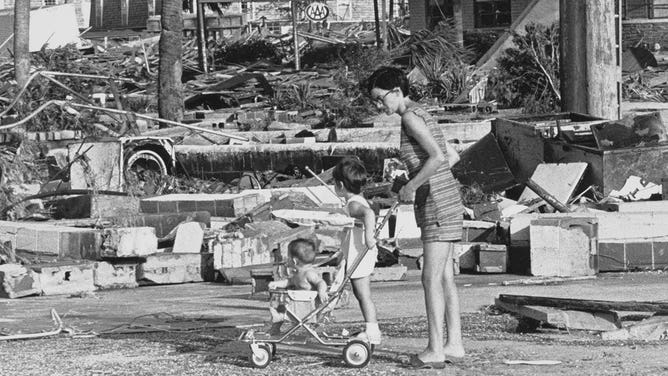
xmin=495 ymin=299 xmax=620 ymax=331
xmin=498 ymin=294 xmax=668 ymax=313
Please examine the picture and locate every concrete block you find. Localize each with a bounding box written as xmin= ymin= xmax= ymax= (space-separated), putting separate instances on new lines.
xmin=101 ymin=227 xmax=158 ymax=258
xmin=598 ymin=242 xmax=626 ymax=271
xmin=477 ymin=244 xmax=508 ymax=273
xmin=625 ymin=242 xmax=653 ymax=270
xmin=455 ymin=242 xmax=482 ymax=271
xmin=529 ymin=217 xmax=598 ymax=277
xmin=172 ymin=222 xmax=204 ymax=253
xmin=30 ymin=262 xmax=96 ymax=296
xmin=137 ymin=253 xmax=214 ymax=284
xmin=462 ymin=220 xmax=498 ymax=243
xmin=0 ymin=264 xmax=41 ymax=298
xmin=511 ymin=212 xmax=668 ymax=248
xmin=140 ymin=193 xmax=266 ymax=217
xmin=49 ymin=194 xmax=141 ymax=219
xmin=93 ymin=261 xmax=138 ymax=289
xmin=653 ymin=241 xmax=668 ymax=268
xmin=119 ymin=211 xmax=210 ymax=238
xmin=211 ymin=237 xmax=268 ymax=269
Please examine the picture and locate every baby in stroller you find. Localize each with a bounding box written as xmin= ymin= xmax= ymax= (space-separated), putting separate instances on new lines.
xmin=267 ymin=237 xmax=330 ymax=335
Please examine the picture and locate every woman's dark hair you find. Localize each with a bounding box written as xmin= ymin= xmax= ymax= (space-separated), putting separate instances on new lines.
xmin=365 ymin=66 xmax=409 ymax=96
xmin=332 ymin=156 xmax=368 ymax=195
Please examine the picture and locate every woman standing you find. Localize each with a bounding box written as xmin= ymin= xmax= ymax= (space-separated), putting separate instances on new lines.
xmin=366 ymin=67 xmax=465 ymax=369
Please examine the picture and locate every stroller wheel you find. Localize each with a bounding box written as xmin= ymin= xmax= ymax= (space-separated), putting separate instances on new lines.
xmin=249 ymin=343 xmax=272 ymax=368
xmin=268 ymin=342 xmax=277 ymax=356
xmin=343 ymin=340 xmax=371 ymax=368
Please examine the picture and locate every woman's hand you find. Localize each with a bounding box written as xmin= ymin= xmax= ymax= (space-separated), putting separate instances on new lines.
xmin=398 ymin=183 xmax=416 ymax=203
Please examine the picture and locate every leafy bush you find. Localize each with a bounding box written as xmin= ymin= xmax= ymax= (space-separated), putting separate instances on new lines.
xmin=213 ymin=39 xmax=283 ymax=65
xmin=487 ymin=22 xmax=561 ymax=113
xmin=391 ymin=20 xmax=476 ymax=104
xmin=464 ymin=29 xmax=504 ymax=63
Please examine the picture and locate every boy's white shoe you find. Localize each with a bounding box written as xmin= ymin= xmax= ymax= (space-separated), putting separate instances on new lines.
xmin=355 ymin=329 xmax=382 ymax=345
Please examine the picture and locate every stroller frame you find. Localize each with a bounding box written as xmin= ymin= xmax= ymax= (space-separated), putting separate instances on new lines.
xmin=240 ymin=201 xmax=400 ymax=368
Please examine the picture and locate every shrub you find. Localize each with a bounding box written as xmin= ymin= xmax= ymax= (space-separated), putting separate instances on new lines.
xmin=487 ymin=22 xmax=561 ymax=113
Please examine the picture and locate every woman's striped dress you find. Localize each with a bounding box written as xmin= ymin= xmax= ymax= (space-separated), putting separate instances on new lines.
xmin=399 ymin=106 xmax=463 ymax=242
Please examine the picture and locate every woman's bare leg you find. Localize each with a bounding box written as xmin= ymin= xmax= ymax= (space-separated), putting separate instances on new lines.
xmin=416 ymin=241 xmax=447 ymax=362
xmin=442 ymin=241 xmax=465 ymax=357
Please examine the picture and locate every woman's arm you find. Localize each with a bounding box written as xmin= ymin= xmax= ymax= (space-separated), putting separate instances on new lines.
xmin=444 ymin=138 xmax=460 ymax=166
xmin=347 ymin=201 xmax=377 ymax=249
xmin=398 ymin=111 xmax=448 ymax=201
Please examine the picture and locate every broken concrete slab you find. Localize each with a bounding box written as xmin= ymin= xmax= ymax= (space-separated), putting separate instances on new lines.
xmin=241 ymin=186 xmax=343 ymax=209
xmin=137 ymin=253 xmax=214 ymax=285
xmin=0 ymin=264 xmax=41 ymax=299
xmin=518 ymin=163 xmax=588 ymax=205
xmin=529 ymin=217 xmax=598 ymax=277
xmin=93 ymin=261 xmax=139 ymax=289
xmin=68 ymin=141 xmax=123 ymax=191
xmin=140 ymin=193 xmax=266 ymax=218
xmin=0 ymin=221 xmax=103 ymax=261
xmin=30 ymin=262 xmax=96 ymax=296
xmin=601 ymin=315 xmax=668 ymax=340
xmin=100 ymin=227 xmax=158 ymax=258
xmin=451 ymin=132 xmax=517 ymax=193
xmin=271 ymin=209 xmax=354 ymax=227
xmin=172 ymin=222 xmax=204 ymax=253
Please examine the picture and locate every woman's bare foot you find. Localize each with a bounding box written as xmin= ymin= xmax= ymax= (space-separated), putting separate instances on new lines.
xmin=416 ymin=349 xmax=446 ymax=363
xmin=443 ymin=344 xmax=465 ymax=358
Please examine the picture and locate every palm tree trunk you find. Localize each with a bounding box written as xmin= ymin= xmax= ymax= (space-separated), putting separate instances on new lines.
xmin=14 ymin=0 xmax=30 ymax=87
xmin=158 ymin=0 xmax=184 ymax=125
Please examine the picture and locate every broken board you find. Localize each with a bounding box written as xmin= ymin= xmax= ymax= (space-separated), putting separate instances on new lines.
xmin=518 ymin=162 xmax=588 ymax=204
xmin=495 ymin=298 xmax=621 ymax=331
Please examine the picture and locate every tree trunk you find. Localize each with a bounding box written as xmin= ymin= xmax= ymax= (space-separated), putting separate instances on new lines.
xmin=13 ymin=0 xmax=30 ymax=87
xmin=158 ymin=0 xmax=184 ymax=126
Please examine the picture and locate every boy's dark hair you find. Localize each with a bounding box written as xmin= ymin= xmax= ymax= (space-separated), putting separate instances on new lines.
xmin=365 ymin=66 xmax=409 ymax=96
xmin=332 ymin=156 xmax=368 ymax=195
xmin=288 ymin=238 xmax=318 ymax=264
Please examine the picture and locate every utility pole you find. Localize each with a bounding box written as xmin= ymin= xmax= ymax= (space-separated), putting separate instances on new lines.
xmin=14 ymin=0 xmax=30 ymax=87
xmin=196 ymin=0 xmax=208 ymax=73
xmin=373 ymin=0 xmax=382 ymax=48
xmin=560 ymin=0 xmax=621 ymax=120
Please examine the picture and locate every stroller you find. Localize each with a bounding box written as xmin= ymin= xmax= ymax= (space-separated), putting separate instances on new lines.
xmin=238 ymin=201 xmax=399 ymax=368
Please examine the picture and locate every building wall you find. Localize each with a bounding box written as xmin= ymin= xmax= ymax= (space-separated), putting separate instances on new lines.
xmin=623 ymin=20 xmax=668 ymax=49
xmin=90 ymin=0 xmax=161 ymax=30
xmin=460 ymin=0 xmax=532 ymax=31
xmin=409 ymin=0 xmax=427 ymax=30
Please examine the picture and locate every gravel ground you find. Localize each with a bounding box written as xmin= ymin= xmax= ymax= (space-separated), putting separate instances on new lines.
xmin=2 ymin=310 xmax=667 ymax=376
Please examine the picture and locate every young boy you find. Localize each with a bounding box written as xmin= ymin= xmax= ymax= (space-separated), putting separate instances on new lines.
xmin=332 ymin=156 xmax=382 ymax=345
xmin=267 ymin=238 xmax=329 ymax=334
